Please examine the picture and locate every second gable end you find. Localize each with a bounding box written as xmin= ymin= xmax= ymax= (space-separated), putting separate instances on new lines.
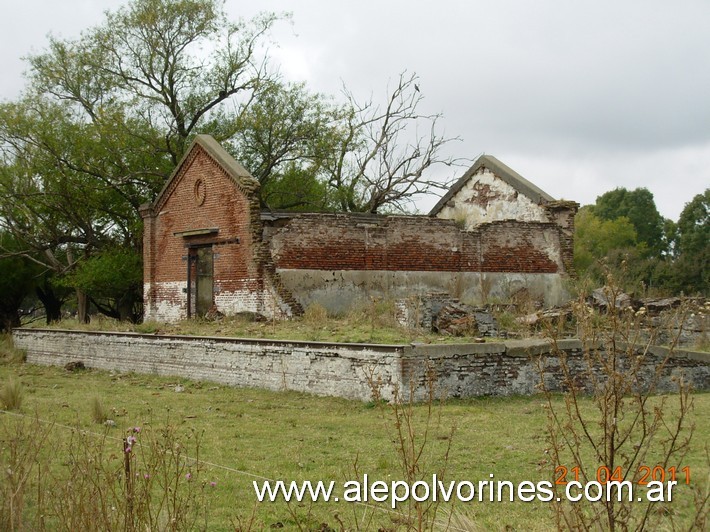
xmin=431 ymin=156 xmax=555 ymax=229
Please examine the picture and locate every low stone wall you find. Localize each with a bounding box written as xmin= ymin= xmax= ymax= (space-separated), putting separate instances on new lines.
xmin=12 ymin=329 xmax=402 ymax=401
xmin=12 ymin=329 xmax=710 ymax=401
xmin=402 ymin=340 xmax=710 ymax=401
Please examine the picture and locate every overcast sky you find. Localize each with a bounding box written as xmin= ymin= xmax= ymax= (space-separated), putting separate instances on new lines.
xmin=1 ymin=0 xmax=709 ymax=220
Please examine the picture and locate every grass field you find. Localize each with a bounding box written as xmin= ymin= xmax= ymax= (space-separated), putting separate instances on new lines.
xmin=1 ymin=334 xmax=708 ymax=530
xmin=22 ymin=305 xmax=502 ymax=345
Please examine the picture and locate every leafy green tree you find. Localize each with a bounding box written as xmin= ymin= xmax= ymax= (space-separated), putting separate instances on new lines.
xmin=259 ymin=163 xmax=333 ymax=212
xmin=0 ymin=0 xmax=283 ymax=319
xmin=593 ymin=188 xmax=666 ymax=256
xmin=670 ymin=189 xmax=709 ymax=294
xmin=224 ymin=80 xmax=343 ymax=211
xmin=662 ymin=218 xmax=679 ymax=258
xmin=572 ymin=207 xmax=671 ymax=291
xmin=61 ymin=248 xmax=144 ymax=322
xmin=0 ymin=233 xmax=44 ymax=331
xmin=0 ymin=98 xmax=148 ymax=320
xmin=29 ymin=0 xmax=280 ymax=165
xmin=574 ymin=205 xmax=687 ymax=293
xmin=573 ymin=207 xmax=638 ymax=273
xmin=1 ymin=0 xmax=464 ymax=325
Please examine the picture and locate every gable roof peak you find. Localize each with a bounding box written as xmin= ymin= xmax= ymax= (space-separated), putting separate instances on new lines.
xmin=151 ymin=134 xmax=259 ymax=212
xmin=429 ymin=154 xmax=555 ymax=216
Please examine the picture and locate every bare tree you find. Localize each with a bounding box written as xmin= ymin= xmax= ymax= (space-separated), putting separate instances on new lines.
xmin=326 ymin=72 xmax=462 ymax=213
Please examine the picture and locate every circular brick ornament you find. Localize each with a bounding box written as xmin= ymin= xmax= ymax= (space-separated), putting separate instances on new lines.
xmin=194 ymin=178 xmax=206 ymax=205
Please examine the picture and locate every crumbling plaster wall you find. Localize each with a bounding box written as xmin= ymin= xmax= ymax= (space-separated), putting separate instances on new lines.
xmin=435 ymin=167 xmax=550 ymax=229
xmin=277 ymin=271 xmax=567 ymax=315
xmin=267 ymin=214 xmax=569 ymax=313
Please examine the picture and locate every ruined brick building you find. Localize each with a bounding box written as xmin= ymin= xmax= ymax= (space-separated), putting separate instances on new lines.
xmin=140 ymin=135 xmax=578 ymax=321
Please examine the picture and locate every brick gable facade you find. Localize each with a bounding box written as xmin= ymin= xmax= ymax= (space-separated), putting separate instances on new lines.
xmin=141 ymin=136 xmax=578 ymax=321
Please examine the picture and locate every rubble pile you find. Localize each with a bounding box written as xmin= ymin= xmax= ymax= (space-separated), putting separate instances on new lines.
xmin=394 ymin=288 xmax=706 ymax=348
xmin=514 ymin=289 xmax=707 ymax=349
xmin=396 ymin=292 xmax=498 ymax=338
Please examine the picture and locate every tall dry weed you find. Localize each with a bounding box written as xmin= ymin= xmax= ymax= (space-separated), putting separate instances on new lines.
xmin=539 ymin=270 xmax=707 ymax=530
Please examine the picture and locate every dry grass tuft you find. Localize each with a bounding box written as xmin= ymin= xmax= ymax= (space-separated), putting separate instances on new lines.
xmin=0 ymin=377 xmax=23 ymax=411
xmin=90 ymin=396 xmax=109 ymax=424
xmin=303 ymin=302 xmax=328 ymax=325
xmin=0 ymin=334 xmax=26 ymax=364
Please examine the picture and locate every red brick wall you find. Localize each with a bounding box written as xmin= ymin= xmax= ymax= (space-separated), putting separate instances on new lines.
xmin=479 ymin=222 xmax=559 ymax=273
xmin=269 ymin=214 xmax=562 ymax=274
xmin=142 ymin=145 xmax=262 ymax=316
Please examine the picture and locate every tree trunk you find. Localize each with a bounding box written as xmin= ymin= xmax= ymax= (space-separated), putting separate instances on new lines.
xmin=76 ymin=289 xmax=89 ymax=323
xmin=36 ymin=284 xmax=62 ymax=324
xmin=0 ymin=309 xmax=21 ymax=333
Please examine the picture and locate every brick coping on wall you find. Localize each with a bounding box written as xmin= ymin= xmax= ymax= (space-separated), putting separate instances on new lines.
xmin=13 ymin=328 xmax=710 ymax=363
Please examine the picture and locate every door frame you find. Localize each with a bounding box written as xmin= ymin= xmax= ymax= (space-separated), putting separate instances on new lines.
xmin=186 ymin=244 xmax=214 ymax=318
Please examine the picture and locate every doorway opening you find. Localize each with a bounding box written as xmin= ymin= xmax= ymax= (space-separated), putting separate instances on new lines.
xmin=187 ymin=246 xmax=213 ymax=317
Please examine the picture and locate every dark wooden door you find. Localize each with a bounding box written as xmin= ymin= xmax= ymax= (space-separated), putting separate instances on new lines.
xmin=195 ymin=247 xmax=213 ymax=316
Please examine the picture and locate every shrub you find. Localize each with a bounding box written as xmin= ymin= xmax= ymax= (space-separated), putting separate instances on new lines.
xmin=0 ymin=416 xmax=210 ymax=530
xmin=539 ymin=274 xmax=707 ymax=530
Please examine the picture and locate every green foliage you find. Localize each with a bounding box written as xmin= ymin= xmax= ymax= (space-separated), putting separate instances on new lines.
xmin=61 ymin=248 xmax=143 ymax=321
xmin=62 ymin=249 xmax=142 ymax=300
xmin=259 ymin=162 xmax=333 ymax=212
xmin=593 ymin=187 xmax=667 ymax=256
xmin=669 ymin=189 xmax=709 ymax=294
xmin=0 ymin=0 xmax=457 ymax=322
xmin=226 ymin=81 xmax=344 ymax=210
xmin=0 ymin=0 xmax=284 ymax=320
xmin=574 ymin=187 xmax=709 ymax=295
xmin=677 ymin=189 xmax=709 ymax=255
xmin=0 ymin=233 xmax=43 ymax=331
xmin=574 ymin=207 xmax=638 ymax=271
xmin=28 ymin=0 xmax=280 ymax=164
xmin=0 ymin=96 xmax=156 ymax=322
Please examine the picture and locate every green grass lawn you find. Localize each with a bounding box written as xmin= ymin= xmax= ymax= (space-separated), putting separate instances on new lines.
xmin=1 ymin=335 xmax=708 ymax=530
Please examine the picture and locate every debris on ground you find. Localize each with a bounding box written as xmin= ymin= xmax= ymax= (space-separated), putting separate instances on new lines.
xmin=643 ymin=297 xmax=682 ymax=314
xmin=589 ymin=288 xmax=636 ymax=310
xmin=515 ymin=307 xmax=572 ymax=327
xmin=64 ymin=360 xmax=86 ymax=372
xmin=396 ymin=293 xmax=498 ymax=337
xmin=433 ymin=302 xmax=479 ymax=336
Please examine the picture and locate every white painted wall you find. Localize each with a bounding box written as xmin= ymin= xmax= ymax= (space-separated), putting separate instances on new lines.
xmin=437 ymin=168 xmax=550 ymax=229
